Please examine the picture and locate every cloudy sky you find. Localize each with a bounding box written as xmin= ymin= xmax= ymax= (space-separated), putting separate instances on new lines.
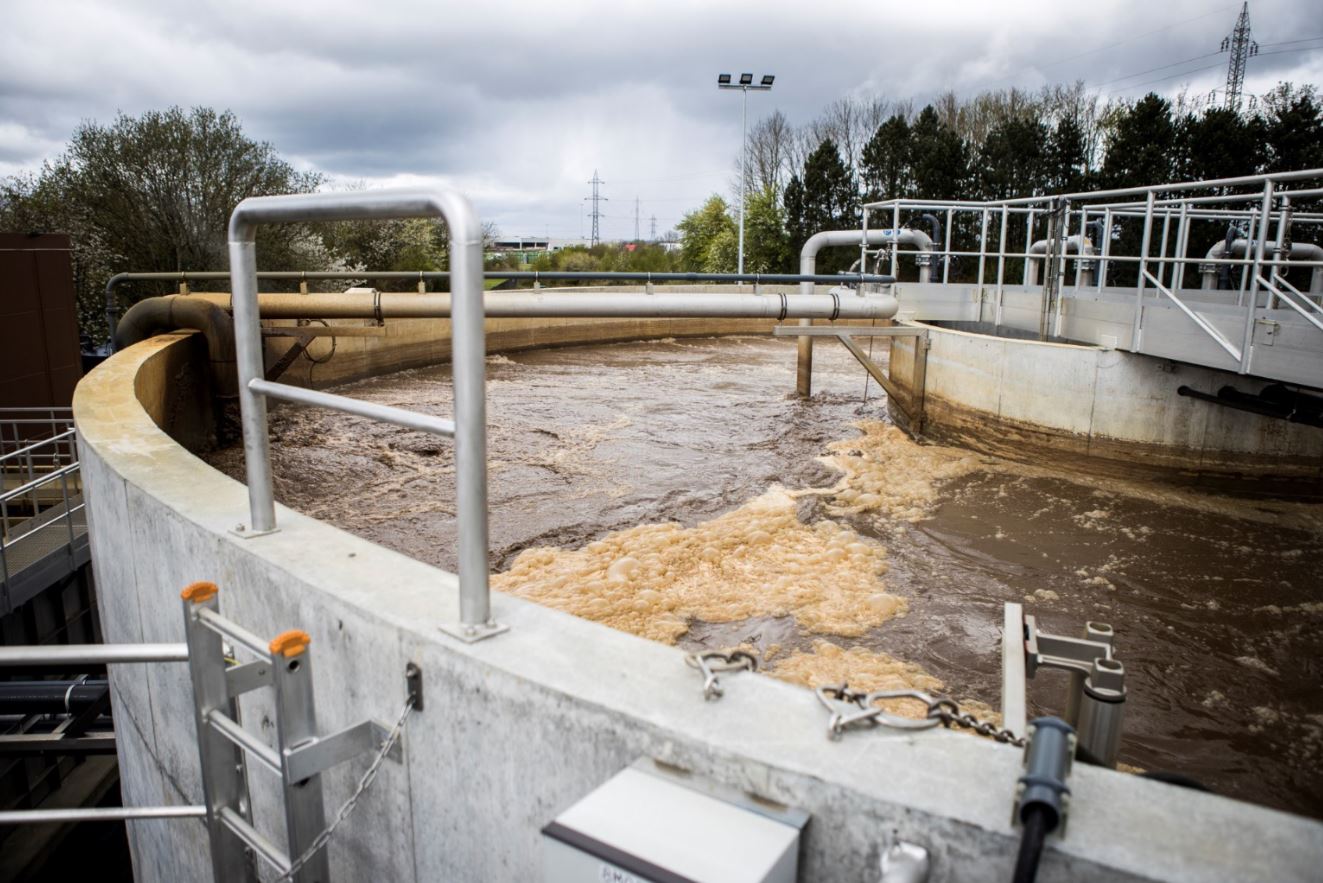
xmin=2 ymin=0 xmax=1320 ymax=242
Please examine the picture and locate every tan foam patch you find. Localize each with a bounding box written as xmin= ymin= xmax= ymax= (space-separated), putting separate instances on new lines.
xmin=494 ymin=487 xmax=906 ymax=644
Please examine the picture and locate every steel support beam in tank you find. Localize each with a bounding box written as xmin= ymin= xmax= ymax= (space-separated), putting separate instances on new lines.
xmin=796 ymin=229 xmax=922 ymax=397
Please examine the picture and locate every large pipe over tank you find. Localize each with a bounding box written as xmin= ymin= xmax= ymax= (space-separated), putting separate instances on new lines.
xmin=1201 ymin=238 xmax=1323 ymax=293
xmin=169 ymin=288 xmax=900 ymax=321
xmin=1027 ymin=235 xmax=1097 ymax=286
xmin=796 ymin=228 xmax=923 ymax=397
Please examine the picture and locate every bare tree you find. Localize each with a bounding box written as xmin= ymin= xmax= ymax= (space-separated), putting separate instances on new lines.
xmin=745 ymin=110 xmax=797 ymax=196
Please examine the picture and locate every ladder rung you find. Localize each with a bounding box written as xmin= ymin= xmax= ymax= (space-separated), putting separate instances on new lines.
xmin=197 ymin=608 xmax=272 ymax=661
xmin=208 ymin=710 xmax=281 ymax=774
xmin=219 ymin=806 xmax=289 ymax=874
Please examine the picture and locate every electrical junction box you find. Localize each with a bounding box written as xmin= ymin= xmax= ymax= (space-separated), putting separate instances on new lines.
xmin=542 ymin=758 xmax=809 ymax=883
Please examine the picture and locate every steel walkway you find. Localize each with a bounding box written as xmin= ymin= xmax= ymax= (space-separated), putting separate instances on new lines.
xmin=864 ymin=168 xmax=1323 ymax=390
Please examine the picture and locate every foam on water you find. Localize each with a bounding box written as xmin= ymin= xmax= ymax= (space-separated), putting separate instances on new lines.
xmin=495 ymin=487 xmax=906 ymax=644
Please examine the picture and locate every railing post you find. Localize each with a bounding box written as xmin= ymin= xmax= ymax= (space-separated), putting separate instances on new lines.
xmin=1098 ymin=208 xmax=1112 ymax=291
xmin=977 ymin=208 xmax=989 ymax=293
xmin=1172 ymin=201 xmax=1190 ymax=292
xmin=1023 ymin=208 xmax=1035 ymax=286
xmin=942 ymin=208 xmax=953 ymax=284
xmin=995 ymin=205 xmax=1008 ymax=326
xmin=1156 ymin=206 xmax=1172 ymax=288
xmin=1131 ymin=191 xmax=1156 ymax=352
xmin=1241 ymin=180 xmax=1275 ymax=373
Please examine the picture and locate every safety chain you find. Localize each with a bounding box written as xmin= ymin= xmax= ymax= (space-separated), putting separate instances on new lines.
xmin=815 ymin=685 xmax=1025 ymax=746
xmin=815 ymin=685 xmax=942 ymax=740
xmin=928 ymin=698 xmax=1026 ymax=747
xmin=272 ymin=695 xmax=415 ymax=882
xmin=684 ymin=651 xmax=757 ymax=700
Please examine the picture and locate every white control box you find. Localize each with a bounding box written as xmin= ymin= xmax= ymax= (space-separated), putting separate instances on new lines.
xmin=542 ymin=759 xmax=808 ymax=883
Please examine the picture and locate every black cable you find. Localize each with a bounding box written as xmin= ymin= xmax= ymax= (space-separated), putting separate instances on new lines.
xmin=1012 ymin=804 xmax=1051 ymax=883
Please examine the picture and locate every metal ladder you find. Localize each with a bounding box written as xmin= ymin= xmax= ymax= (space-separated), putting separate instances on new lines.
xmin=180 ymin=580 xmax=414 ymax=882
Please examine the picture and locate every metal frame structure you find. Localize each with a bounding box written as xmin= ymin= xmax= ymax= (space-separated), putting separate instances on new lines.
xmin=862 ymin=168 xmax=1323 ymax=389
xmin=0 ymin=408 xmax=86 ymax=615
xmin=773 ymin=325 xmax=931 ymax=432
xmin=225 ymin=189 xmax=502 ymax=642
xmin=1000 ymin=602 xmax=1126 ymax=768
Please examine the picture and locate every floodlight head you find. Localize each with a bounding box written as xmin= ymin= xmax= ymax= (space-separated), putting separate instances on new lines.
xmin=739 ymin=73 xmax=753 ymax=85
xmin=761 ymin=75 xmax=775 ymax=86
xmin=718 ymin=73 xmax=731 ymax=85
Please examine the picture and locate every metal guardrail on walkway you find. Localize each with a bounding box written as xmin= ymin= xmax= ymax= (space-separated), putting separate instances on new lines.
xmin=0 ymin=408 xmax=88 ymax=615
xmin=863 ymin=168 xmax=1323 ymax=388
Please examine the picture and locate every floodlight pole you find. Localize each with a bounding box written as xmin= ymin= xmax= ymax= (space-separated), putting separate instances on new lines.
xmin=739 ymin=86 xmax=748 ymax=276
xmin=718 ymin=74 xmax=774 ymax=278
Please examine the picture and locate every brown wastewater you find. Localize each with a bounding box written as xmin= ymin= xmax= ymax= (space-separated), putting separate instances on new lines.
xmin=206 ymin=335 xmax=1323 ymax=820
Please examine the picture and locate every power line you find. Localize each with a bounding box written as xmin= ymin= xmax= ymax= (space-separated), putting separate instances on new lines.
xmin=1038 ymin=5 xmax=1236 ymax=69
xmin=1109 ymin=61 xmax=1226 ymax=95
xmin=1091 ymin=51 xmax=1223 ymax=89
xmin=1257 ymin=35 xmax=1323 ymax=49
xmin=1254 ymin=47 xmax=1323 ymax=60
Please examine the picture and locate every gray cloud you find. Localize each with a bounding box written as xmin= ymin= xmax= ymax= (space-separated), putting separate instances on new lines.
xmin=2 ymin=0 xmax=1320 ymax=241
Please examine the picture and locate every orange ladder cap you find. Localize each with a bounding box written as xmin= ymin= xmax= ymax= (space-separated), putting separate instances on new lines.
xmin=180 ymin=581 xmax=219 ymax=603
xmin=269 ymin=630 xmax=311 ymax=658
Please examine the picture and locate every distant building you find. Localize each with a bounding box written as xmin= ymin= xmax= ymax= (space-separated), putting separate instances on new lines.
xmin=486 ymin=236 xmax=594 ymax=265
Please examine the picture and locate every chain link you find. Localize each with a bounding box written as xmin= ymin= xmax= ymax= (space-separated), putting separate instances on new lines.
xmin=272 ymin=696 xmax=414 ymax=883
xmin=927 ymin=698 xmax=1026 ymax=747
xmin=815 ymin=685 xmax=1025 ymax=746
xmin=685 ymin=651 xmax=757 ymax=700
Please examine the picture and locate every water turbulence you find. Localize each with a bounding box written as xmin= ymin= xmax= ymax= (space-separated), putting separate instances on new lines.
xmin=207 ymin=335 xmax=1323 ymax=819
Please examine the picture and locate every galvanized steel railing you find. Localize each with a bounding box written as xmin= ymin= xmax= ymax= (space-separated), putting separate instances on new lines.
xmin=863 ymin=168 xmax=1323 ymax=379
xmin=225 ymin=189 xmax=504 ymax=641
xmin=0 ymin=408 xmax=83 ymax=613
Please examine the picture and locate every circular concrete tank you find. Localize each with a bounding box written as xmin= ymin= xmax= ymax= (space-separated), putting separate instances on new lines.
xmin=71 ymin=305 xmax=1323 ymax=882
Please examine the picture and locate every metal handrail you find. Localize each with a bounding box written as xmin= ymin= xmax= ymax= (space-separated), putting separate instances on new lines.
xmin=0 ymin=428 xmax=77 ymax=466
xmin=0 ymin=462 xmax=80 ymax=505
xmin=226 ymin=188 xmax=499 ymax=639
xmin=1143 ymin=269 xmax=1243 ymax=362
xmin=1258 ymin=274 xmax=1323 ymax=334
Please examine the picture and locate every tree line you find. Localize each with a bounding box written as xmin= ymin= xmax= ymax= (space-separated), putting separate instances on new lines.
xmin=677 ymin=82 xmax=1323 ymax=276
xmin=0 ymin=107 xmax=494 ymax=342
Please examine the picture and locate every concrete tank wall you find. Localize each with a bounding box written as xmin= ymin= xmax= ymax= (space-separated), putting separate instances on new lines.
xmin=889 ymin=322 xmax=1323 ymax=491
xmin=73 ymin=328 xmax=1323 ymax=882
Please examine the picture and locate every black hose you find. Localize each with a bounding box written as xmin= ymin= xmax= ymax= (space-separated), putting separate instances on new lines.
xmin=1012 ymin=804 xmax=1051 ymax=883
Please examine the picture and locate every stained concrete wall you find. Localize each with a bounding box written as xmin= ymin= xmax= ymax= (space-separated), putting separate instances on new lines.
xmin=74 ymin=329 xmax=1323 ymax=882
xmin=889 ymin=322 xmax=1323 ymax=490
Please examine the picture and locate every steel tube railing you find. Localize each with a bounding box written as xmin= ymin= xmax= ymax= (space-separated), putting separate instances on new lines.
xmin=250 ymin=379 xmax=456 ymax=437
xmin=1259 ymin=275 xmax=1323 ymax=333
xmin=0 ymin=429 xmax=76 ymax=466
xmin=1143 ymin=270 xmax=1243 ymax=361
xmin=0 ymin=643 xmax=189 ymax=666
xmin=226 ymin=188 xmax=496 ymax=635
xmin=0 ymin=806 xmax=207 ymax=825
